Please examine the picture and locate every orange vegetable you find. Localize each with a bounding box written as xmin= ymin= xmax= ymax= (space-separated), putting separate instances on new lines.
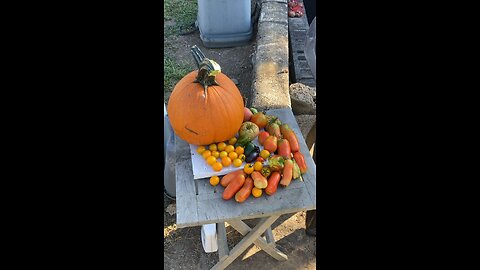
xmin=253 ymin=161 xmax=263 ymax=171
xmin=235 ymin=177 xmax=254 ymax=203
xmin=258 ymin=131 xmax=270 ymax=145
xmin=279 ymin=159 xmax=294 ymax=187
xmin=293 ymin=152 xmax=308 ymax=174
xmin=167 ymin=46 xmax=244 ymax=145
xmin=212 ymin=162 xmax=223 ymax=172
xmin=223 ymin=174 xmax=246 ymax=200
xmin=280 ymin=124 xmax=300 ymax=152
xmin=251 ymin=171 xmax=268 ymax=189
xmin=263 ymin=135 xmax=278 ymax=153
xmin=265 ymin=171 xmax=281 ymax=195
xmin=210 ymin=176 xmax=220 ymax=186
xmin=250 ymin=112 xmax=268 ymax=129
xmin=220 ymin=170 xmax=246 ymax=187
xmin=252 ymin=187 xmax=262 ymax=198
xmin=243 ymin=163 xmax=255 ymax=174
xmin=277 ymin=139 xmax=291 ymax=159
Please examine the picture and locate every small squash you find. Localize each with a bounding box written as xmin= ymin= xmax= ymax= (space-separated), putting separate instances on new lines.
xmin=167 ymin=45 xmax=244 ymax=145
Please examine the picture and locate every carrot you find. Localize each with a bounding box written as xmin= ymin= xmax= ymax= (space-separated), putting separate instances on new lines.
xmin=234 ymin=177 xmax=254 ymax=203
xmin=223 ymin=174 xmax=246 ymax=200
xmin=258 ymin=131 xmax=270 ymax=145
xmin=265 ymin=171 xmax=281 ymax=195
xmin=251 ymin=171 xmax=268 ymax=189
xmin=279 ymin=159 xmax=294 ymax=187
xmin=277 ymin=139 xmax=291 ymax=159
xmin=220 ymin=170 xmax=246 ymax=187
xmin=280 ymin=124 xmax=300 ymax=152
xmin=293 ymin=152 xmax=308 ymax=174
xmin=263 ymin=135 xmax=278 ymax=153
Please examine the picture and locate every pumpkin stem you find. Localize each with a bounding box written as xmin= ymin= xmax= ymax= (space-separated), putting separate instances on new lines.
xmin=191 ymin=45 xmax=221 ymax=90
xmin=191 ymin=45 xmax=206 ymax=67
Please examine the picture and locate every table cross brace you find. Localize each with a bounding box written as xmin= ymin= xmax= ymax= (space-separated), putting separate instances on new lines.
xmin=211 ymin=215 xmax=287 ymax=270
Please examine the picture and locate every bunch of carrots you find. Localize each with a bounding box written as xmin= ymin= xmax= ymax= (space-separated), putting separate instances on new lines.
xmin=219 ymin=113 xmax=309 ymax=203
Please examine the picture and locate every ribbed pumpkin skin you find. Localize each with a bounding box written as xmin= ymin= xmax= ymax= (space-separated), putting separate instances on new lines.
xmin=167 ymin=70 xmax=244 ymax=146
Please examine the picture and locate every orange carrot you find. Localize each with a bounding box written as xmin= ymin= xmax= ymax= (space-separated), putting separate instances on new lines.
xmin=280 ymin=124 xmax=300 ymax=152
xmin=293 ymin=152 xmax=308 ymax=174
xmin=220 ymin=170 xmax=246 ymax=187
xmin=265 ymin=172 xmax=281 ymax=195
xmin=223 ymin=174 xmax=246 ymax=200
xmin=277 ymin=139 xmax=291 ymax=159
xmin=235 ymin=177 xmax=254 ymax=203
xmin=258 ymin=131 xmax=270 ymax=145
xmin=279 ymin=159 xmax=294 ymax=187
xmin=263 ymin=135 xmax=278 ymax=153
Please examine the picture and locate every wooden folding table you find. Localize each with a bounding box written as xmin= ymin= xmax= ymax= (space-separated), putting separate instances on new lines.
xmin=174 ymin=108 xmax=316 ymax=270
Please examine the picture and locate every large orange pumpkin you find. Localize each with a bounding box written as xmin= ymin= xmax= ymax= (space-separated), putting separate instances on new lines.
xmin=167 ymin=46 xmax=244 ymax=146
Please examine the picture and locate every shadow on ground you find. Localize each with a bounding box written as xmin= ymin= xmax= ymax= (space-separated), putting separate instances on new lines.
xmin=164 ymin=196 xmax=316 ymax=270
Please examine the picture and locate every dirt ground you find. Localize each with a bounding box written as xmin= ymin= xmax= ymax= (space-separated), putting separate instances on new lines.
xmin=163 ymin=21 xmax=316 ymax=270
xmin=163 ymin=31 xmax=257 ymax=105
xmin=164 ymin=196 xmax=316 ymax=270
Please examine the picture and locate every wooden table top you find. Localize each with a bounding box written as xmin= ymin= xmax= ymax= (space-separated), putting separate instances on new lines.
xmin=175 ymin=108 xmax=316 ymax=228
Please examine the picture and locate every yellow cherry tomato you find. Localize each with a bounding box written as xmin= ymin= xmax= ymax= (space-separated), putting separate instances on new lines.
xmin=238 ymin=154 xmax=246 ymax=162
xmin=253 ymin=161 xmax=263 ymax=171
xmin=252 ymin=187 xmax=262 ymax=198
xmin=260 ymin=150 xmax=270 ymax=159
xmin=211 ymin=150 xmax=220 ymax=158
xmin=233 ymin=158 xmax=243 ymax=167
xmin=197 ymin=146 xmax=206 ymax=154
xmin=206 ymin=156 xmax=217 ymax=165
xmin=235 ymin=146 xmax=244 ymax=155
xmin=228 ymin=137 xmax=237 ymax=145
xmin=219 ymin=151 xmax=228 ymax=158
xmin=212 ymin=162 xmax=223 ymax=172
xmin=217 ymin=142 xmax=227 ymax=151
xmin=210 ymin=176 xmax=220 ymax=186
xmin=209 ymin=144 xmax=217 ymax=151
xmin=202 ymin=150 xmax=212 ymax=159
xmin=221 ymin=156 xmax=232 ymax=167
xmin=228 ymin=151 xmax=238 ymax=160
xmin=225 ymin=145 xmax=235 ymax=153
xmin=244 ymin=163 xmax=254 ymax=174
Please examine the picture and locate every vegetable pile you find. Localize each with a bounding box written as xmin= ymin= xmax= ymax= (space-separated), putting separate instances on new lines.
xmin=197 ymin=107 xmax=309 ymax=203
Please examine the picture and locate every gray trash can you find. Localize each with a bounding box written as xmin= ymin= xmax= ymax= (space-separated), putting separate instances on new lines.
xmin=197 ymin=0 xmax=253 ymax=48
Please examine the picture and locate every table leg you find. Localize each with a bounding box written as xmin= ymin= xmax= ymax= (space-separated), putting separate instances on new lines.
xmin=216 ymin=222 xmax=229 ymax=262
xmin=264 ymin=227 xmax=275 ymax=245
xmin=228 ymin=220 xmax=288 ymax=261
xmin=210 ymin=215 xmax=282 ymax=270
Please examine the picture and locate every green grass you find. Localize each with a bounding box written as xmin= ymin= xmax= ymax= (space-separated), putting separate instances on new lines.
xmin=163 ymin=0 xmax=197 ymax=37
xmin=164 ymin=0 xmax=198 ymax=103
xmin=164 ymin=57 xmax=193 ymax=94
